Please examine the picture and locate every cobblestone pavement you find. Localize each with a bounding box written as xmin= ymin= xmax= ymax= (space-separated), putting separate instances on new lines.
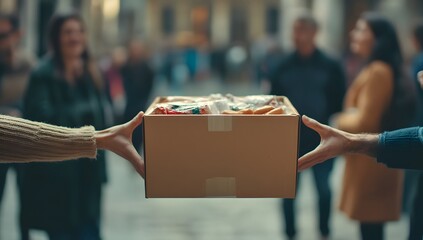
xmin=0 ymin=79 xmax=408 ymax=240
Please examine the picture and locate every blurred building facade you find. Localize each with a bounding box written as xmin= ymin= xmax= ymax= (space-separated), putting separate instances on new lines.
xmin=0 ymin=0 xmax=422 ymax=58
xmin=0 ymin=0 xmax=146 ymax=57
xmin=143 ymin=0 xmax=281 ymax=47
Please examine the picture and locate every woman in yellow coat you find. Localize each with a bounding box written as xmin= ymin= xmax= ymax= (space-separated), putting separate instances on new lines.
xmin=335 ymin=13 xmax=413 ymax=240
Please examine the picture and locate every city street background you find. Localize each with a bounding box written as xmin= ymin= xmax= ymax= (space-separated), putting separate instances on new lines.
xmin=0 ymin=80 xmax=408 ymax=240
xmin=0 ymin=0 xmax=422 ymax=239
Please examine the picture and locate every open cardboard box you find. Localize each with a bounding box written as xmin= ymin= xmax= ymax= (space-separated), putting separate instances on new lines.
xmin=143 ymin=96 xmax=300 ymax=198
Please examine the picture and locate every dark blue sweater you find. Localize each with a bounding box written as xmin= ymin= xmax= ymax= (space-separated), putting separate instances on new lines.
xmin=378 ymin=127 xmax=423 ymax=171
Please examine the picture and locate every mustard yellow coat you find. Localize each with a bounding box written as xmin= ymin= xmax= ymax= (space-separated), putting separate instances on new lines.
xmin=337 ymin=61 xmax=403 ymax=222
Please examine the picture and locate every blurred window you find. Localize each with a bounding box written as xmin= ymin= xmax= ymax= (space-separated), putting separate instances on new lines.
xmin=306 ymin=0 xmax=313 ymax=9
xmin=266 ymin=6 xmax=279 ymax=35
xmin=230 ymin=6 xmax=247 ymax=42
xmin=16 ymin=0 xmax=24 ymax=12
xmin=162 ymin=6 xmax=174 ymax=36
xmin=119 ymin=9 xmax=135 ymax=42
xmin=418 ymin=0 xmax=423 ymax=15
xmin=72 ymin=0 xmax=82 ymax=10
xmin=191 ymin=7 xmax=209 ymax=34
xmin=37 ymin=0 xmax=56 ymax=57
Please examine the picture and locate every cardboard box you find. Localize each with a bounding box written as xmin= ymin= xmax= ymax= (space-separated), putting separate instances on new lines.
xmin=143 ymin=96 xmax=299 ymax=198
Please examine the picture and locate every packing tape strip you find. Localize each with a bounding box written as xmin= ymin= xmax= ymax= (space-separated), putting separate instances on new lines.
xmin=205 ymin=177 xmax=236 ymax=198
xmin=208 ymin=116 xmax=232 ymax=132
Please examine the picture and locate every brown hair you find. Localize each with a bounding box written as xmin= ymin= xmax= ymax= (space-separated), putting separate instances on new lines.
xmin=47 ymin=12 xmax=103 ymax=90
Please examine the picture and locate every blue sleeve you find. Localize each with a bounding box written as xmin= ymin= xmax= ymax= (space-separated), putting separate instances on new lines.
xmin=377 ymin=127 xmax=423 ymax=170
xmin=412 ymin=55 xmax=423 ymax=78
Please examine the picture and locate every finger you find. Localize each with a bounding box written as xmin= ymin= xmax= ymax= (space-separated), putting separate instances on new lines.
xmin=418 ymin=71 xmax=423 ymax=81
xmin=298 ymin=148 xmax=325 ymax=171
xmin=127 ymin=111 xmax=144 ymax=131
xmin=302 ymin=115 xmax=327 ymax=134
xmin=298 ymin=154 xmax=316 ymax=171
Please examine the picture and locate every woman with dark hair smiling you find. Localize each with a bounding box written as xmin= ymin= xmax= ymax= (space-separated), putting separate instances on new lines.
xmin=334 ymin=13 xmax=415 ymax=240
xmin=22 ymin=13 xmax=109 ymax=239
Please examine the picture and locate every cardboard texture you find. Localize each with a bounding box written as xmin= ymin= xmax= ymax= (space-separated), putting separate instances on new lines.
xmin=143 ymin=96 xmax=299 ymax=198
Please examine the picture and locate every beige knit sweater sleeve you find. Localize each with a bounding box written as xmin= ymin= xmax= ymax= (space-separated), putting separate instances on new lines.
xmin=0 ymin=114 xmax=97 ymax=163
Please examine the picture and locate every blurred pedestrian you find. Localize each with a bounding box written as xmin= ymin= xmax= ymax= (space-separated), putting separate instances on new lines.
xmin=121 ymin=39 xmax=154 ymax=152
xmin=251 ymin=36 xmax=283 ymax=85
xmin=0 ymin=12 xmax=33 ymax=240
xmin=408 ymin=21 xmax=423 ymax=240
xmin=210 ymin=46 xmax=228 ymax=82
xmin=268 ymin=12 xmax=346 ymax=240
xmin=22 ymin=13 xmax=108 ymax=240
xmin=334 ymin=13 xmax=415 ymax=240
xmin=103 ymin=47 xmax=127 ymax=123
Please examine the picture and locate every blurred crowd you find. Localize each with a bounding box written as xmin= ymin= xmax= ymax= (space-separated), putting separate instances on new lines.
xmin=0 ymin=5 xmax=423 ymax=240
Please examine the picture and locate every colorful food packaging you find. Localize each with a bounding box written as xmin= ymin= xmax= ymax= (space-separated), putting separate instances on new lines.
xmin=149 ymin=94 xmax=292 ymax=115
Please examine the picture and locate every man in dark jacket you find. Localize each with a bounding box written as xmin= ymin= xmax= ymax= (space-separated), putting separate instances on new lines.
xmin=121 ymin=40 xmax=155 ymax=152
xmin=268 ymin=13 xmax=345 ymax=240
